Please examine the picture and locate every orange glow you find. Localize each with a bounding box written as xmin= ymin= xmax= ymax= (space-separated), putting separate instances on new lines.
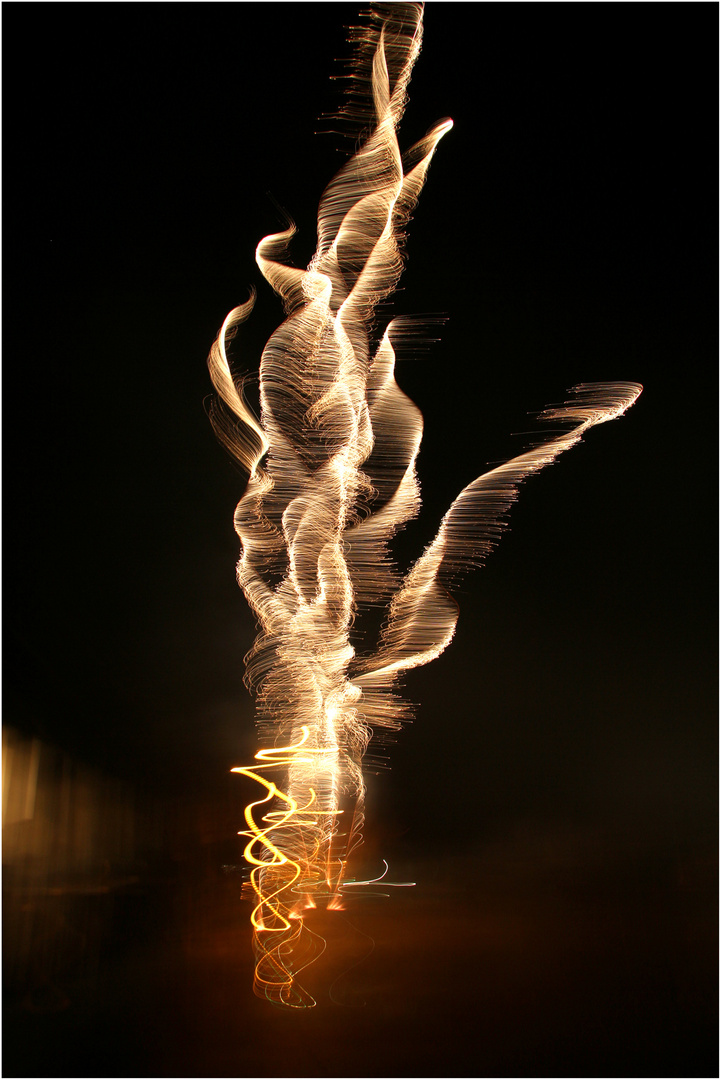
xmin=211 ymin=4 xmax=641 ymax=1007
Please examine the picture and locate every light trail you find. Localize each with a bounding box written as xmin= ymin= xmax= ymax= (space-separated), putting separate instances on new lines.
xmin=208 ymin=3 xmax=641 ymax=1007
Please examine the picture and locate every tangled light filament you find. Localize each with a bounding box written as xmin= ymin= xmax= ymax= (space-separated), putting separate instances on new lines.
xmin=209 ymin=3 xmax=641 ymax=1007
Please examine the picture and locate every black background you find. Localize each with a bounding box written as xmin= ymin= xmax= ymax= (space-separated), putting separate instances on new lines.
xmin=4 ymin=3 xmax=717 ymax=1077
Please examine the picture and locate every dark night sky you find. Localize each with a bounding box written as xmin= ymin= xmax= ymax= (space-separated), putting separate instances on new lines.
xmin=3 ymin=4 xmax=718 ymax=1072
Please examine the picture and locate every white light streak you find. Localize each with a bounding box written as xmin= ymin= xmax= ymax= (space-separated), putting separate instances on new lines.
xmin=208 ymin=3 xmax=641 ymax=1007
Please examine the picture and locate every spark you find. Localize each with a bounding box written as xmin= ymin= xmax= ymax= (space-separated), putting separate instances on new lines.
xmin=208 ymin=3 xmax=641 ymax=1007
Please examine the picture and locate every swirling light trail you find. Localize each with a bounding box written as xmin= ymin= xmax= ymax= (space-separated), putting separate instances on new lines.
xmin=208 ymin=3 xmax=641 ymax=1007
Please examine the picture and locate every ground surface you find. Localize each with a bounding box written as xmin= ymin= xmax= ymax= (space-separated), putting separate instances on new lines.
xmin=4 ymin=838 xmax=717 ymax=1079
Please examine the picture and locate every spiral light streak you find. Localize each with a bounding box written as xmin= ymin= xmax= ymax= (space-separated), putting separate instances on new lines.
xmin=208 ymin=3 xmax=641 ymax=1007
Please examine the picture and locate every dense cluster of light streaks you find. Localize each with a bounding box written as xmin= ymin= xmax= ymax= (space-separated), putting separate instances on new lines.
xmin=208 ymin=3 xmax=641 ymax=1007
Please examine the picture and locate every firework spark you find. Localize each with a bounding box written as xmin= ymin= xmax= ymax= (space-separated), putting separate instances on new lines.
xmin=208 ymin=3 xmax=641 ymax=1007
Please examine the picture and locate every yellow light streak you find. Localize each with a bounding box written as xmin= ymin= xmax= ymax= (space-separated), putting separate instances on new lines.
xmin=209 ymin=3 xmax=641 ymax=1007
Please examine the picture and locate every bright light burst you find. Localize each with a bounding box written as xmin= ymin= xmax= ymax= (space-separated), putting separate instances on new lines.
xmin=208 ymin=3 xmax=641 ymax=1007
